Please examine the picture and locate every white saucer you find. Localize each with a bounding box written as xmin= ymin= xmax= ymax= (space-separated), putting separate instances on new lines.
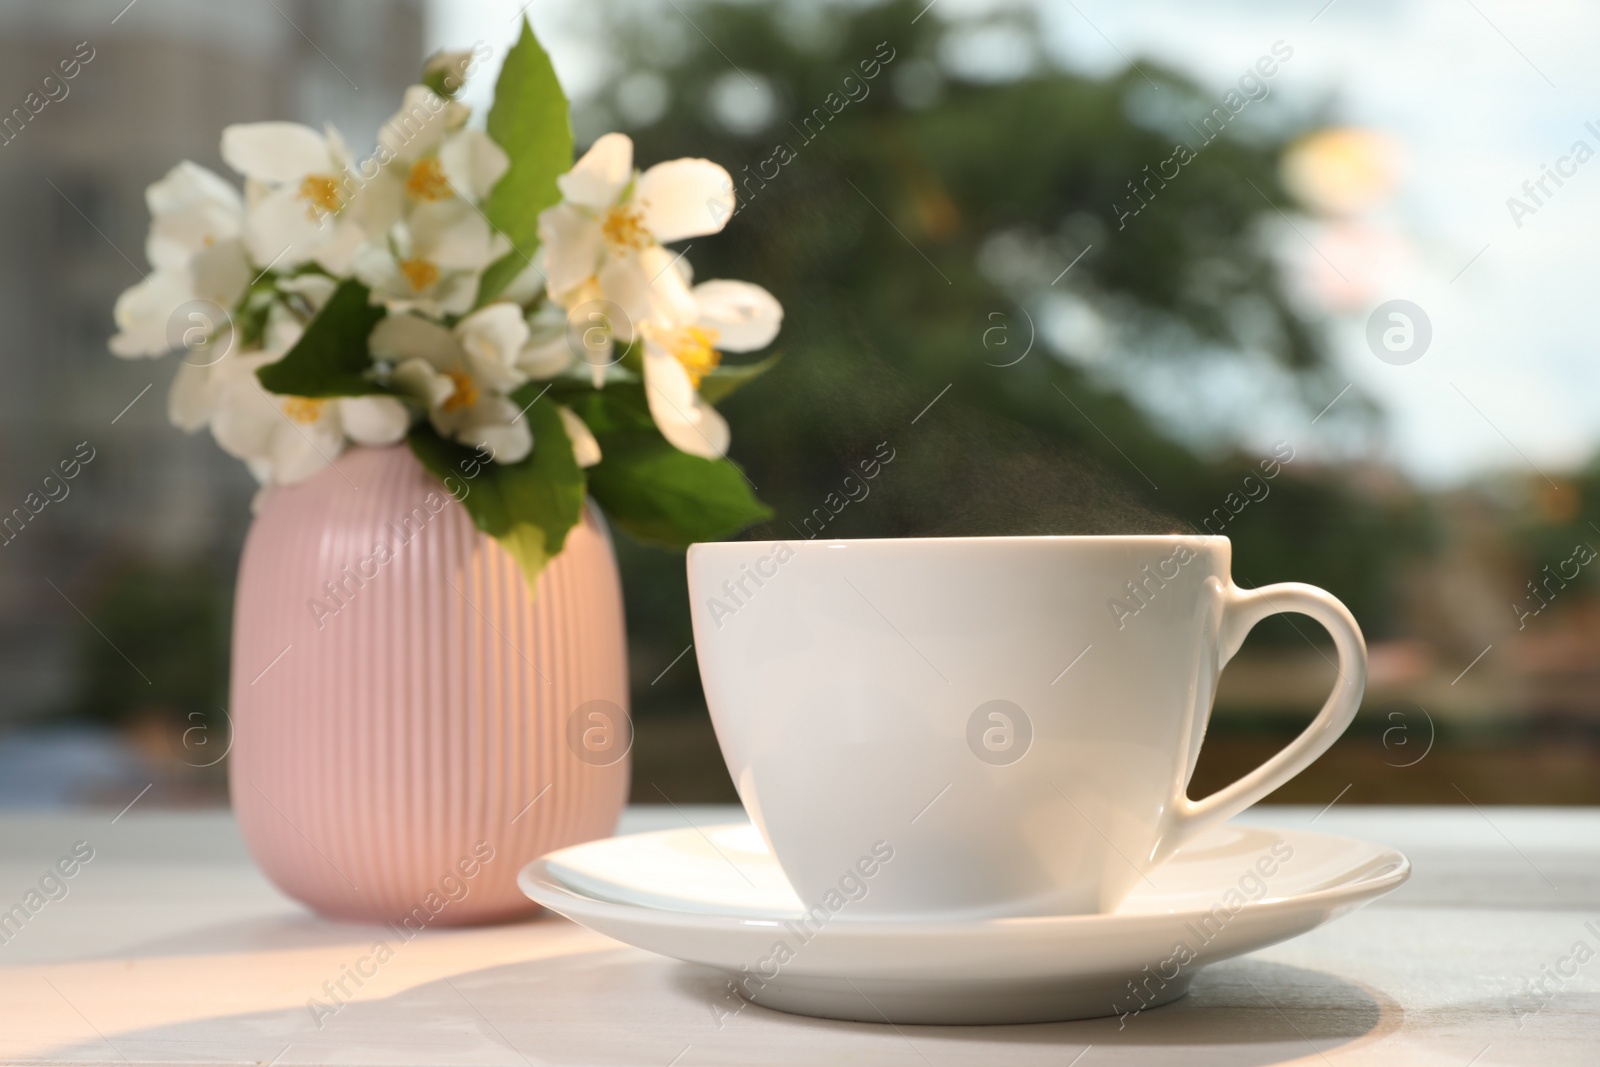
xmin=519 ymin=821 xmax=1408 ymax=1025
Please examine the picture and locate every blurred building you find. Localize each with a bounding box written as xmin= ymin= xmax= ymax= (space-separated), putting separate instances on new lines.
xmin=0 ymin=0 xmax=424 ymax=728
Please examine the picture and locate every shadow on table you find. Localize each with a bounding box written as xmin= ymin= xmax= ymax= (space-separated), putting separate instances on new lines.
xmin=674 ymin=956 xmax=1404 ymax=1062
xmin=24 ymin=936 xmax=1401 ymax=1065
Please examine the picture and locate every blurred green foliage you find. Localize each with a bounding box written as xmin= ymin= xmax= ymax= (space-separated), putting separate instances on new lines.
xmin=64 ymin=557 xmax=231 ymax=730
xmin=586 ymin=0 xmax=1432 ymax=710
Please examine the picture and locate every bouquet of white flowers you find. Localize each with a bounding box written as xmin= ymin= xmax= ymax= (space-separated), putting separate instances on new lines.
xmin=108 ymin=22 xmax=780 ymax=585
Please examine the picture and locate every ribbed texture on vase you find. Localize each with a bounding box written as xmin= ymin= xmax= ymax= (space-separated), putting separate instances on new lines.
xmin=229 ymin=445 xmax=630 ymax=925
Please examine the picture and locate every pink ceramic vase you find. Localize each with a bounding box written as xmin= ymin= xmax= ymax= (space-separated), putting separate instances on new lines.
xmin=228 ymin=445 xmax=630 ymax=925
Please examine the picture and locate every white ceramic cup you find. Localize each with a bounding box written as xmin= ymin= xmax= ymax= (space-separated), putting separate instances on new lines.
xmin=687 ymin=535 xmax=1366 ymax=920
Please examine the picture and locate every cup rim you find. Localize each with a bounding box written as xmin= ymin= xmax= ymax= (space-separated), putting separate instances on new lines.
xmin=689 ymin=533 xmax=1232 ymax=554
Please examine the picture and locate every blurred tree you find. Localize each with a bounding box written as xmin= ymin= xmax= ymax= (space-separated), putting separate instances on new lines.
xmin=580 ymin=0 xmax=1429 ymax=745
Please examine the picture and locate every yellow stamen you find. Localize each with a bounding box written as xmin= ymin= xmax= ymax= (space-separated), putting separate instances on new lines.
xmin=405 ymin=157 xmax=453 ymax=202
xmin=441 ymin=369 xmax=480 ymax=413
xmin=664 ymin=326 xmax=722 ymax=388
xmin=298 ymin=174 xmax=343 ymax=216
xmin=600 ymin=204 xmax=650 ymax=251
xmin=282 ymin=397 xmax=327 ymax=424
xmin=399 ymin=257 xmax=440 ymax=292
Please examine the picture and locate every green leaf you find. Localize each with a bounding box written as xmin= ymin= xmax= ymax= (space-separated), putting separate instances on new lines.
xmin=617 ymin=339 xmax=644 ymax=376
xmin=563 ymin=381 xmax=655 ymax=434
xmin=697 ymin=353 xmax=781 ymax=406
xmin=406 ymin=400 xmax=585 ymax=590
xmin=476 ymin=19 xmax=572 ymax=306
xmin=531 ymin=383 xmax=770 ymax=546
xmin=585 ymin=412 xmax=771 ymax=548
xmin=256 ymin=280 xmax=386 ymax=397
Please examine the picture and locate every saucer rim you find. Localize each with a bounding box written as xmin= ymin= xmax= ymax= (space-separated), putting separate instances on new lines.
xmin=518 ymin=822 xmax=1411 ymax=935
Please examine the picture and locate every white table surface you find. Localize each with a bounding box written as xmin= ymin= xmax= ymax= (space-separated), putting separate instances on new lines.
xmin=0 ymin=804 xmax=1595 ymax=1066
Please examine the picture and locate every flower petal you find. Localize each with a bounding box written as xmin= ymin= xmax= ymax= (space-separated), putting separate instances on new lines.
xmin=210 ymin=378 xmax=281 ymax=464
xmin=378 ymin=85 xmax=468 ymax=163
xmin=351 ymin=245 xmax=408 ymax=306
xmin=145 ymin=162 xmax=244 ymax=270
xmin=537 ymin=202 xmax=604 ymax=299
xmin=324 ymin=123 xmax=356 ymax=172
xmin=190 ymin=239 xmax=252 ymax=310
xmin=522 ymin=301 xmax=578 ymax=379
xmin=270 ymin=411 xmax=343 ymax=485
xmin=168 ymin=361 xmax=217 ymax=432
xmin=392 ymin=357 xmax=456 ymax=408
xmin=147 ymin=161 xmax=243 ymax=218
xmin=431 ymin=272 xmax=482 ymax=317
xmin=558 ymin=405 xmax=602 ymax=467
xmin=635 ymin=157 xmax=735 ymax=242
xmin=221 ymin=122 xmax=334 ymax=184
xmin=519 ymin=330 xmax=575 ymax=380
xmin=109 ymin=271 xmax=193 ymax=358
xmin=693 ymin=279 xmax=783 ymax=352
xmin=558 ymin=132 xmax=633 ymax=210
xmin=457 ymin=303 xmax=530 ymax=393
xmin=440 ymin=129 xmax=510 ymax=202
xmin=351 ymin=169 xmax=406 ymax=237
xmin=457 ymin=303 xmax=529 ymax=367
xmin=242 ymin=186 xmax=331 ymax=267
xmin=369 ymin=313 xmax=458 ymax=369
xmin=447 ymin=395 xmax=531 ymax=463
xmin=597 ymin=247 xmax=698 ymax=336
xmin=471 ymin=420 xmax=533 ymax=464
xmin=338 ymin=395 xmax=410 ymax=446
xmin=169 ymin=349 xmax=273 ymax=432
xmin=411 ymin=200 xmax=498 ymax=269
xmin=643 ymin=345 xmax=730 ymax=458
xmin=313 ymin=217 xmax=367 ymax=276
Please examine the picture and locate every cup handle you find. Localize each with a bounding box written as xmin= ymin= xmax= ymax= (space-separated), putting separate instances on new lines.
xmin=1161 ymin=581 xmax=1367 ymax=860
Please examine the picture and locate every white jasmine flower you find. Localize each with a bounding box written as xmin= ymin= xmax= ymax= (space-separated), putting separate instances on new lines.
xmin=167 ymin=277 xmax=341 ymax=433
xmin=358 ymin=86 xmax=509 ymax=236
xmin=110 ymin=272 xmax=204 ymax=359
xmin=641 ymin=279 xmax=782 ymax=458
xmin=354 ymin=200 xmax=509 ymax=316
xmin=145 ymin=162 xmax=246 ymax=273
xmin=109 ymin=162 xmax=250 ymax=359
xmin=220 ymin=121 xmax=366 ymax=273
xmin=174 ymin=277 xmax=408 ymax=486
xmin=537 ymin=132 xmax=734 ymax=335
xmin=370 ymin=304 xmax=533 ymax=462
xmin=208 ymin=359 xmax=409 ymax=487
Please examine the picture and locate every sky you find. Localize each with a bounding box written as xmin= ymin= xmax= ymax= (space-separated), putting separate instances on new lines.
xmin=427 ymin=0 xmax=1600 ymax=488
